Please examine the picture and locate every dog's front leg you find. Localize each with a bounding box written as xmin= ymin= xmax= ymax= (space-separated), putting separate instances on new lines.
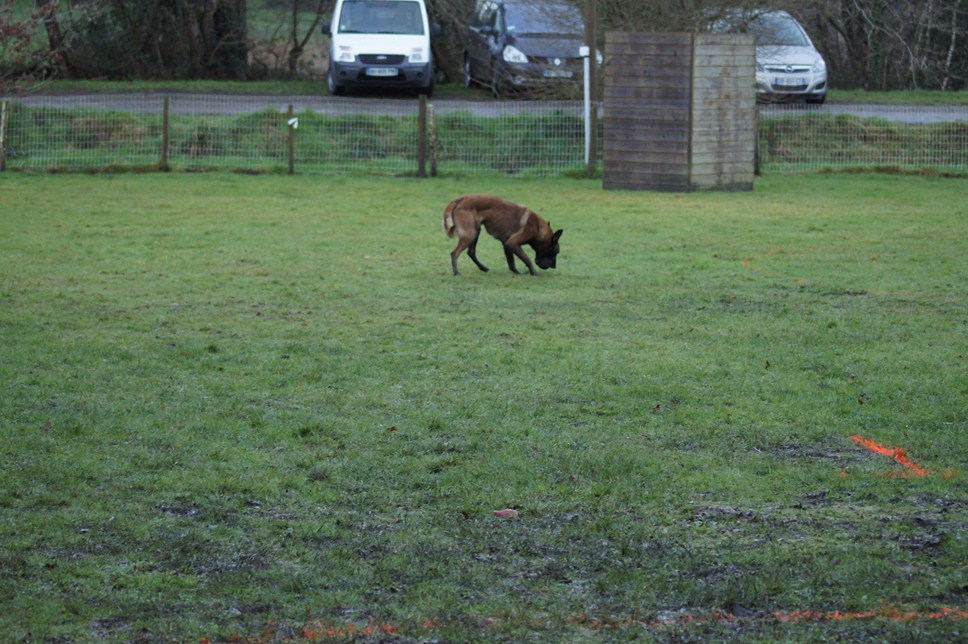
xmin=503 ymin=246 xmax=521 ymax=274
xmin=505 ymin=244 xmax=536 ymax=275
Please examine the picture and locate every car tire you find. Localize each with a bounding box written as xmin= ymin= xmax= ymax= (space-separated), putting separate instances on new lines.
xmin=327 ymin=66 xmax=346 ymax=96
xmin=806 ymin=93 xmax=826 ymax=105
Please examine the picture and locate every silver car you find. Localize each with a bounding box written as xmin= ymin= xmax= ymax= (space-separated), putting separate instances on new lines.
xmin=715 ymin=10 xmax=828 ymax=103
xmin=747 ymin=10 xmax=828 ymax=103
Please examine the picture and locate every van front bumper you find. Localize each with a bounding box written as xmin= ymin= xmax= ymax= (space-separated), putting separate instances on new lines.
xmin=331 ymin=60 xmax=433 ymax=90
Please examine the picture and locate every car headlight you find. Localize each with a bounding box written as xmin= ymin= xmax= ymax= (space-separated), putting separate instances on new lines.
xmin=502 ymin=45 xmax=528 ymax=64
xmin=408 ymin=48 xmax=427 ymax=64
xmin=336 ymin=46 xmax=355 ymax=63
xmin=813 ymin=57 xmax=826 ymax=73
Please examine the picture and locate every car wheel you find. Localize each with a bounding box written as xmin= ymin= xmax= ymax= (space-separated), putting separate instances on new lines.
xmin=327 ymin=66 xmax=346 ymax=96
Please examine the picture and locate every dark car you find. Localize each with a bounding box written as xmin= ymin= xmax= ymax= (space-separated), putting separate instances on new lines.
xmin=463 ymin=0 xmax=589 ymax=97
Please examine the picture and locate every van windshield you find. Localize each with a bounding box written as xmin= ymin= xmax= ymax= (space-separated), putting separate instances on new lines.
xmin=338 ymin=0 xmax=425 ymax=35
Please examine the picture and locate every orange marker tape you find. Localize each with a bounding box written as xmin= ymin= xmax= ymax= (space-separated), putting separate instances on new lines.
xmin=851 ymin=434 xmax=928 ymax=476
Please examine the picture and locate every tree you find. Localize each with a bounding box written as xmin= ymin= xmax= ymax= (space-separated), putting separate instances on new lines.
xmin=40 ymin=0 xmax=249 ymax=80
xmin=287 ymin=0 xmax=332 ymax=76
xmin=1 ymin=1 xmax=64 ymax=94
xmin=805 ymin=0 xmax=967 ymax=90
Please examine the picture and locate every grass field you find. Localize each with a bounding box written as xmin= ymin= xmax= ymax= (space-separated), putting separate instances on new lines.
xmin=1 ymin=172 xmax=966 ymax=641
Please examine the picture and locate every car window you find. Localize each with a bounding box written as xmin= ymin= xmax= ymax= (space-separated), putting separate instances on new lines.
xmin=503 ymin=2 xmax=582 ymax=36
xmin=338 ymin=0 xmax=424 ymax=35
xmin=748 ymin=13 xmax=810 ymax=47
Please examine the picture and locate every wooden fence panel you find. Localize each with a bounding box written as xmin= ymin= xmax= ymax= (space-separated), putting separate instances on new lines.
xmin=604 ymin=32 xmax=755 ymax=192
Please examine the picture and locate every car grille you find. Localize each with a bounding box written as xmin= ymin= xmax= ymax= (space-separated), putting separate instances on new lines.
xmin=359 ymin=54 xmax=406 ymax=64
xmin=764 ymin=64 xmax=811 ymax=74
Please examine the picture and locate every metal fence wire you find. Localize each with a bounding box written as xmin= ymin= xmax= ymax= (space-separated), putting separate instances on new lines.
xmin=2 ymin=95 xmax=967 ymax=176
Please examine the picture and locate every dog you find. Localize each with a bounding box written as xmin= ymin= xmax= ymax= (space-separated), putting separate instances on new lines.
xmin=442 ymin=194 xmax=563 ymax=276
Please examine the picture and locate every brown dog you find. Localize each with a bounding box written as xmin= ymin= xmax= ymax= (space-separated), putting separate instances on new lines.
xmin=443 ymin=194 xmax=562 ymax=276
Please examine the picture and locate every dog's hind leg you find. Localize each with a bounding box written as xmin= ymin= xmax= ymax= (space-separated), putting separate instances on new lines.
xmin=451 ymin=229 xmax=489 ymax=276
xmin=467 ymin=233 xmax=489 ymax=273
xmin=450 ymin=241 xmax=467 ymax=275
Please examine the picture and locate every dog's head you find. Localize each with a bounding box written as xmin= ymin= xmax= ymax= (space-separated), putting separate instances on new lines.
xmin=535 ymin=228 xmax=563 ymax=270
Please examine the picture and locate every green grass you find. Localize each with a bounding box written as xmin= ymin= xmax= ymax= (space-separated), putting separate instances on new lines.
xmin=828 ymin=88 xmax=968 ymax=105
xmin=1 ymin=173 xmax=966 ymax=641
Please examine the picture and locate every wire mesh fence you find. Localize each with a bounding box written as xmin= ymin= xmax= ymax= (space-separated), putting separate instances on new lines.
xmin=758 ymin=103 xmax=968 ymax=174
xmin=2 ymin=94 xmax=967 ymax=176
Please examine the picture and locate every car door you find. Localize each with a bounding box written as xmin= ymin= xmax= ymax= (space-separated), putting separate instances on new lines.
xmin=467 ymin=1 xmax=500 ymax=83
xmin=485 ymin=2 xmax=509 ymax=79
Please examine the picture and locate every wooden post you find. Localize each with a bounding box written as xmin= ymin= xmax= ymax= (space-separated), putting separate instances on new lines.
xmin=428 ymin=103 xmax=438 ymax=177
xmin=287 ymin=104 xmax=295 ymax=175
xmin=417 ymin=94 xmax=428 ymax=178
xmin=0 ymin=100 xmax=8 ymax=172
xmin=754 ymin=108 xmax=761 ymax=176
xmin=160 ymin=96 xmax=170 ymax=171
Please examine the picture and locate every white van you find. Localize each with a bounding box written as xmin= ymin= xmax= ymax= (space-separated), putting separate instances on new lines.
xmin=326 ymin=0 xmax=436 ymax=96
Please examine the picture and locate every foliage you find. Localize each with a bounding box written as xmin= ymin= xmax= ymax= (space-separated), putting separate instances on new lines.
xmin=800 ymin=0 xmax=968 ymax=91
xmin=0 ymin=173 xmax=966 ymax=640
xmin=0 ymin=2 xmax=62 ymax=95
xmin=26 ymin=0 xmax=248 ymax=80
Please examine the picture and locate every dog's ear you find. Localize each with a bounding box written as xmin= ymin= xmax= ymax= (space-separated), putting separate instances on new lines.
xmin=553 ymin=229 xmax=563 ymax=242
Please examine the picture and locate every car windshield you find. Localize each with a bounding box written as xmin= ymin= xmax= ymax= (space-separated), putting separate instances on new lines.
xmin=748 ymin=13 xmax=810 ymax=47
xmin=504 ymin=3 xmax=582 ymax=36
xmin=338 ymin=0 xmax=424 ymax=35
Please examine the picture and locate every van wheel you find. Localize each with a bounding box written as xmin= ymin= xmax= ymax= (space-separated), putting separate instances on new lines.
xmin=327 ymin=67 xmax=346 ymax=96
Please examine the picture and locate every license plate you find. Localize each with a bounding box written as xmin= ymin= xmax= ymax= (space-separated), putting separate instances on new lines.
xmin=366 ymin=67 xmax=398 ymax=77
xmin=543 ymin=69 xmax=573 ymax=79
xmin=774 ymin=77 xmax=805 ymax=87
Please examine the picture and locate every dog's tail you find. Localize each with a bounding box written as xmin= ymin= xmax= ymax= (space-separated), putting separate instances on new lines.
xmin=442 ymin=197 xmax=463 ymax=238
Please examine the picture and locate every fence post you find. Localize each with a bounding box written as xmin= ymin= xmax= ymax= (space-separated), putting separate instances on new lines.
xmin=428 ymin=103 xmax=438 ymax=177
xmin=160 ymin=96 xmax=170 ymax=171
xmin=417 ymin=94 xmax=427 ymax=178
xmin=0 ymin=100 xmax=7 ymax=172
xmin=287 ymin=104 xmax=295 ymax=175
xmin=754 ymin=108 xmax=761 ymax=176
